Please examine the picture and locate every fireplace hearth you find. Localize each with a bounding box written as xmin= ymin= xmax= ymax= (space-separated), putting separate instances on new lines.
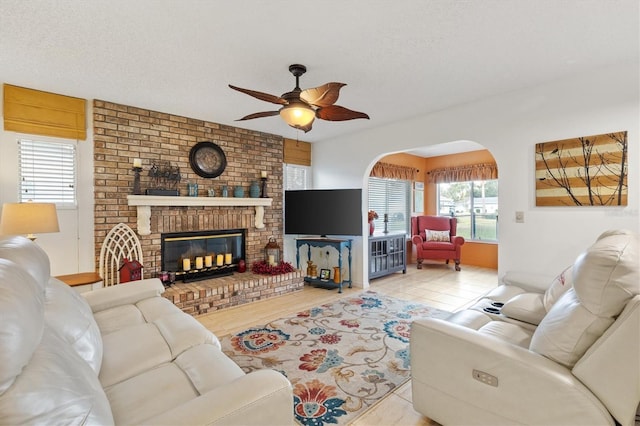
xmin=161 ymin=229 xmax=246 ymax=283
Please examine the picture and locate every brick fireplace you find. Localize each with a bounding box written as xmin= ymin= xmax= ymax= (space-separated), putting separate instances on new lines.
xmin=161 ymin=228 xmax=246 ymax=281
xmin=92 ymin=100 xmax=298 ymax=312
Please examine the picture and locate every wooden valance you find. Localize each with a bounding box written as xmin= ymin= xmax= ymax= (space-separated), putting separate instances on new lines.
xmin=427 ymin=162 xmax=498 ymax=183
xmin=3 ymin=84 xmax=86 ymax=140
xmin=369 ymin=162 xmax=417 ymax=180
xmin=283 ymin=138 xmax=311 ymax=166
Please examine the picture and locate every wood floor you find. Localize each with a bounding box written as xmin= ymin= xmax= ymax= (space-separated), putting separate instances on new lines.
xmin=197 ymin=261 xmax=498 ymax=425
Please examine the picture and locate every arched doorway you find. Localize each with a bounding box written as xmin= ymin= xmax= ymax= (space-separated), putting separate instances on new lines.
xmin=366 ymin=140 xmax=498 ymax=273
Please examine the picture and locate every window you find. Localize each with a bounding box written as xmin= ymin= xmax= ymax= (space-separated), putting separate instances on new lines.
xmin=437 ymin=180 xmax=498 ymax=241
xmin=18 ymin=139 xmax=77 ymax=207
xmin=368 ymin=177 xmax=411 ymax=235
xmin=414 ymin=181 xmax=424 ymax=213
xmin=284 ymin=163 xmax=312 ymax=190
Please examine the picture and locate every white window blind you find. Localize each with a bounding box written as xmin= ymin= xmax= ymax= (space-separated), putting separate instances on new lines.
xmin=18 ymin=139 xmax=77 ymax=206
xmin=284 ymin=164 xmax=312 ymax=190
xmin=368 ymin=177 xmax=411 ymax=235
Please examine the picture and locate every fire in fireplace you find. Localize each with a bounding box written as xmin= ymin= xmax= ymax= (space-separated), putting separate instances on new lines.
xmin=161 ymin=229 xmax=246 ymax=282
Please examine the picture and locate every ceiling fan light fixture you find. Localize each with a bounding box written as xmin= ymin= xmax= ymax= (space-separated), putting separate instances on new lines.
xmin=279 ymin=102 xmax=315 ymax=127
xmin=229 ymin=64 xmax=368 ymax=133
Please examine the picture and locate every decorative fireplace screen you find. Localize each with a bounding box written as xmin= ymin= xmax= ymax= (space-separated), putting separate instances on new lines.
xmin=161 ymin=229 xmax=246 ymax=282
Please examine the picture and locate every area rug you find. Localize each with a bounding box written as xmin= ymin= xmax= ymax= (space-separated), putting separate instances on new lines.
xmin=220 ymin=291 xmax=451 ymax=425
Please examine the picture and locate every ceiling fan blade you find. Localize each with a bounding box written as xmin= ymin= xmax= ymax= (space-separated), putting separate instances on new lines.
xmin=236 ymin=111 xmax=280 ymax=121
xmin=229 ymin=85 xmax=287 ymax=105
xmin=316 ymin=105 xmax=370 ymax=121
xmin=300 ymin=82 xmax=346 ymax=107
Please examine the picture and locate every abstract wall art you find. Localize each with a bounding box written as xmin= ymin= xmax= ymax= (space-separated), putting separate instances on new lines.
xmin=535 ymin=131 xmax=628 ymax=206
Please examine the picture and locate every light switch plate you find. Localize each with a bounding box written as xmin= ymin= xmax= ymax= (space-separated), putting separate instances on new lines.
xmin=515 ymin=211 xmax=525 ymax=223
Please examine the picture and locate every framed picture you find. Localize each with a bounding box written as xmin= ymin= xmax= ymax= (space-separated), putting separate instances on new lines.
xmin=535 ymin=131 xmax=628 ymax=206
xmin=319 ymin=269 xmax=331 ymax=280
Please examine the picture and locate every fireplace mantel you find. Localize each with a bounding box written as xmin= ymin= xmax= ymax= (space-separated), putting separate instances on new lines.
xmin=127 ymin=195 xmax=273 ymax=235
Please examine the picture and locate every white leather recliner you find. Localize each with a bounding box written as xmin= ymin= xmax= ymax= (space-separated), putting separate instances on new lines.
xmin=411 ymin=229 xmax=639 ymax=426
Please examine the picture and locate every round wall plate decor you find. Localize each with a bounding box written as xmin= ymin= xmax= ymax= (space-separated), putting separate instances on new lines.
xmin=189 ymin=141 xmax=227 ymax=178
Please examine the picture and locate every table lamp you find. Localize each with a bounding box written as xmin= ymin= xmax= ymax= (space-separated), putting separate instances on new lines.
xmin=0 ymin=202 xmax=60 ymax=241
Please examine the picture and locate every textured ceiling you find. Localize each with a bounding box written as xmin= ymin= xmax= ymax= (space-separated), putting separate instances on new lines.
xmin=1 ymin=0 xmax=638 ymax=153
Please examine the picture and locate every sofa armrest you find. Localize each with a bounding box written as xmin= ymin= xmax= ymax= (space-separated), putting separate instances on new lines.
xmin=82 ymin=278 xmax=165 ymax=313
xmin=143 ymin=369 xmax=294 ymax=425
xmin=500 ymin=270 xmax=554 ymax=293
xmin=411 ymin=235 xmax=424 ymax=246
xmin=411 ymin=318 xmax=614 ymax=425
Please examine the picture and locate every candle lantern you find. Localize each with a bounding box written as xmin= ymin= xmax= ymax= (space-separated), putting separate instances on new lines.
xmin=265 ymin=237 xmax=281 ymax=266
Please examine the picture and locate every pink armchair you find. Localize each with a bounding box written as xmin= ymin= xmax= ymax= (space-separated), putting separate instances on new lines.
xmin=411 ymin=216 xmax=465 ymax=271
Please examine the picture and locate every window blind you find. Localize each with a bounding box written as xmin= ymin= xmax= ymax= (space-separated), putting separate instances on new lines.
xmin=284 ymin=164 xmax=311 ymax=190
xmin=368 ymin=177 xmax=411 ymax=234
xmin=19 ymin=139 xmax=77 ymax=206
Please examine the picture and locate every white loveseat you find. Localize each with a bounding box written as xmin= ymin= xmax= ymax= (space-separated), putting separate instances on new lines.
xmin=0 ymin=236 xmax=293 ymax=425
xmin=411 ymin=229 xmax=639 ymax=425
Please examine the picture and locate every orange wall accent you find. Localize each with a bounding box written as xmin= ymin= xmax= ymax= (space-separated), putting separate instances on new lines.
xmin=378 ymin=149 xmax=498 ymax=270
xmin=460 ymin=241 xmax=498 ymax=269
xmin=376 ymin=152 xmax=427 ymax=174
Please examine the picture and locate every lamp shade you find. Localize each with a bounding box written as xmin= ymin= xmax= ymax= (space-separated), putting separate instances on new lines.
xmin=279 ymin=101 xmax=316 ymax=127
xmin=0 ymin=202 xmax=60 ymax=240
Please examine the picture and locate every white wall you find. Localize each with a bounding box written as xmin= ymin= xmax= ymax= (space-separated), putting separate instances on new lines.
xmin=313 ymin=63 xmax=640 ymax=283
xmin=0 ymin=88 xmax=95 ymax=276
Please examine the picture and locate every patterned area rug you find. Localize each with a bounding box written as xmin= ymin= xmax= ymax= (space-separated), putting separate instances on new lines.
xmin=220 ymin=291 xmax=451 ymax=425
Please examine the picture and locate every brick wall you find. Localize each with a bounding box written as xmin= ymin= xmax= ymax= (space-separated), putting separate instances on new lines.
xmin=163 ymin=271 xmax=305 ymax=316
xmin=93 ymin=100 xmax=284 ymax=277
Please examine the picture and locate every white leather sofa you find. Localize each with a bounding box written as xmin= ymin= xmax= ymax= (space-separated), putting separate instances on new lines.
xmin=411 ymin=229 xmax=639 ymax=426
xmin=0 ymin=236 xmax=293 ymax=425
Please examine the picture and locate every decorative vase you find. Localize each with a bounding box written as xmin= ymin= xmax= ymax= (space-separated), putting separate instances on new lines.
xmin=333 ymin=266 xmax=341 ymax=284
xmin=249 ymin=181 xmax=260 ymax=198
xmin=237 ymin=259 xmax=246 ymax=273
xmin=233 ymin=185 xmax=244 ymax=197
xmin=187 ymin=182 xmax=198 ymax=197
xmin=221 ymin=185 xmax=228 ymax=197
xmin=369 ymin=220 xmax=375 ymax=236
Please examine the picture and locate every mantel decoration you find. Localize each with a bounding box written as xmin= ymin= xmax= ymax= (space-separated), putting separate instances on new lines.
xmin=260 ymin=170 xmax=268 ymax=198
xmin=368 ymin=210 xmax=378 ymax=236
xmin=132 ymin=158 xmax=142 ymax=195
xmin=189 ymin=141 xmax=227 ymax=178
xmin=535 ymin=131 xmax=628 ymax=206
xmin=146 ymin=161 xmax=181 ymax=196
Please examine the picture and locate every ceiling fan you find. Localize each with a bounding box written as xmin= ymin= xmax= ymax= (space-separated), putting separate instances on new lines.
xmin=229 ymin=64 xmax=369 ymax=133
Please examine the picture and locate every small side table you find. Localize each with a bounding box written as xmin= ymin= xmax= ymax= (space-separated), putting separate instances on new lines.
xmin=295 ymin=238 xmax=352 ymax=293
xmin=55 ymin=272 xmax=103 ymax=293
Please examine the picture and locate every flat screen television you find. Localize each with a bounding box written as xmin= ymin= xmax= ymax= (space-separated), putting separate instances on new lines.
xmin=285 ymin=189 xmax=362 ymax=236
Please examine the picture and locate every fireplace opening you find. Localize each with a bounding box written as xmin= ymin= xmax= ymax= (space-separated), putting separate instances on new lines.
xmin=161 ymin=229 xmax=246 ymax=282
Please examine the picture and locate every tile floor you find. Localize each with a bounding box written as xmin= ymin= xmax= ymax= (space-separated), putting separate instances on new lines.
xmin=197 ymin=261 xmax=498 ymax=425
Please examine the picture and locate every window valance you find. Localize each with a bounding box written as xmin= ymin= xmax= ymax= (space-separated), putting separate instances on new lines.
xmin=427 ymin=162 xmax=497 ymax=183
xmin=369 ymin=162 xmax=417 ymax=180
